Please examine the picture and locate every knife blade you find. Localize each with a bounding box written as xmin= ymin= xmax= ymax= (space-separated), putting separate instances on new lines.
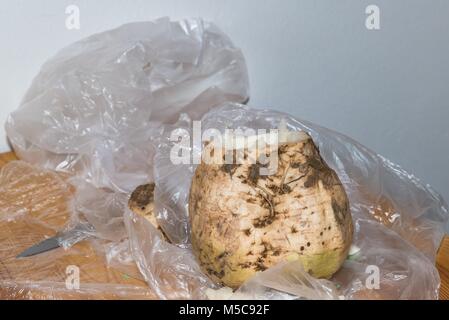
xmin=16 ymin=223 xmax=95 ymax=258
xmin=16 ymin=237 xmax=61 ymax=258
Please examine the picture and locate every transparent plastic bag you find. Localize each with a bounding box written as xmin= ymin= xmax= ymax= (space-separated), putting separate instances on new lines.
xmin=142 ymin=103 xmax=448 ymax=299
xmin=6 ymin=17 xmax=249 ymax=193
xmin=2 ymin=17 xmax=250 ymax=299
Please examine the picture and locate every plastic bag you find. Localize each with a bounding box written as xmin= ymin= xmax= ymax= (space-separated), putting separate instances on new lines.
xmin=141 ymin=103 xmax=448 ymax=299
xmin=2 ymin=17 xmax=249 ymax=300
xmin=6 ymin=17 xmax=249 ymax=193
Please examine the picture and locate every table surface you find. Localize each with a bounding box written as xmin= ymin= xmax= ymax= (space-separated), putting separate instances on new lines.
xmin=0 ymin=152 xmax=448 ymax=300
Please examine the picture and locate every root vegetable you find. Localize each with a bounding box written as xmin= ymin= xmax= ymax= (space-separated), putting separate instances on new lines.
xmin=189 ymin=131 xmax=353 ymax=288
xmin=129 ymin=183 xmax=169 ymax=241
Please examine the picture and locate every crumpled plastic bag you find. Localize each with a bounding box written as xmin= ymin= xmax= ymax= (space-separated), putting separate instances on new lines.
xmin=134 ymin=103 xmax=447 ymax=299
xmin=3 ymin=17 xmax=448 ymax=300
xmin=2 ymin=17 xmax=249 ymax=300
xmin=6 ymin=17 xmax=249 ymax=193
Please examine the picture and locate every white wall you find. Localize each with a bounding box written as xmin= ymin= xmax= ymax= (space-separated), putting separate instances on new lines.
xmin=1 ymin=0 xmax=449 ymax=203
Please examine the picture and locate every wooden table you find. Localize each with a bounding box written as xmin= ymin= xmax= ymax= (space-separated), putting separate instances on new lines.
xmin=0 ymin=152 xmax=448 ymax=300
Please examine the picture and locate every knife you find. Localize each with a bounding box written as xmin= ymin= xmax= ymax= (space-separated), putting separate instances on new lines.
xmin=16 ymin=223 xmax=95 ymax=258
